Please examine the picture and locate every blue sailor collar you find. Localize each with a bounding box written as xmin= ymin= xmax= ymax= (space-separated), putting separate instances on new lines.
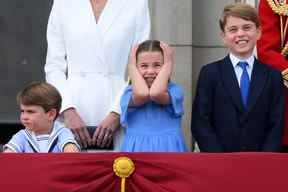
xmin=24 ymin=122 xmax=64 ymax=152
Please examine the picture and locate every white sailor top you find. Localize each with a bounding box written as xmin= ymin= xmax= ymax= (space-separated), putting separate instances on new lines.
xmin=4 ymin=122 xmax=79 ymax=152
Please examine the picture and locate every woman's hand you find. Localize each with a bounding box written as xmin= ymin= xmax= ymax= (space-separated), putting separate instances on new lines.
xmin=92 ymin=112 xmax=120 ymax=148
xmin=63 ymin=108 xmax=92 ymax=148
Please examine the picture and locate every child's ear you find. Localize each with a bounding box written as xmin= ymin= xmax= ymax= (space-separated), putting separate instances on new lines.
xmin=220 ymin=31 xmax=227 ymax=45
xmin=47 ymin=108 xmax=57 ymax=121
xmin=220 ymin=30 xmax=225 ymax=39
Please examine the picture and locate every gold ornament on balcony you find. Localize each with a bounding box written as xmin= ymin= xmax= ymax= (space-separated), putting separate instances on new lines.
xmin=113 ymin=157 xmax=135 ymax=192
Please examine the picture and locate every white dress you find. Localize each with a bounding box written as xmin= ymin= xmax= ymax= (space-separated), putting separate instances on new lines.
xmin=45 ymin=0 xmax=150 ymax=149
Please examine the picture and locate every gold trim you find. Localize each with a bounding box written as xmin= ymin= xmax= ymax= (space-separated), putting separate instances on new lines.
xmin=281 ymin=41 xmax=288 ymax=56
xmin=267 ymin=0 xmax=288 ymax=15
xmin=266 ymin=0 xmax=288 ymax=50
xmin=281 ymin=68 xmax=288 ymax=88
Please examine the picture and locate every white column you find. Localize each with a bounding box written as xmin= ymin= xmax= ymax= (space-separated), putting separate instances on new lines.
xmin=149 ymin=0 xmax=192 ymax=150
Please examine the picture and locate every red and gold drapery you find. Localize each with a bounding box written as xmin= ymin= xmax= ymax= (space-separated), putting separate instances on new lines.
xmin=0 ymin=153 xmax=287 ymax=192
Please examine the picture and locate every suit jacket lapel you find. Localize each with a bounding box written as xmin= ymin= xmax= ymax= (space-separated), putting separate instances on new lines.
xmin=246 ymin=59 xmax=267 ymax=112
xmin=98 ymin=0 xmax=127 ymax=35
xmin=221 ymin=56 xmax=245 ymax=112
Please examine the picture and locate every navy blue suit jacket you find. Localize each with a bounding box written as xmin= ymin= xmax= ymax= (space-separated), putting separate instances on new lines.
xmin=191 ymin=56 xmax=284 ymax=152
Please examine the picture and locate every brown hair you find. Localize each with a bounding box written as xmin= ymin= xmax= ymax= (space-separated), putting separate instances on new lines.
xmin=17 ymin=82 xmax=62 ymax=117
xmin=136 ymin=40 xmax=163 ymax=62
xmin=219 ymin=3 xmax=260 ymax=32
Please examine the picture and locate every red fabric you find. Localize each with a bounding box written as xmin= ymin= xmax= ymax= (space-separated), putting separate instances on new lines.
xmin=0 ymin=153 xmax=288 ymax=192
xmin=257 ymin=0 xmax=288 ymax=145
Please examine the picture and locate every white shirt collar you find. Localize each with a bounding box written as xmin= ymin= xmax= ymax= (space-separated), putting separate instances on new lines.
xmin=229 ymin=53 xmax=255 ymax=69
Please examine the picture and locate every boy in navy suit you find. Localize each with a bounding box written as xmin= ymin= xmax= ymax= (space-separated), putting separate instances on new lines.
xmin=191 ymin=3 xmax=284 ymax=152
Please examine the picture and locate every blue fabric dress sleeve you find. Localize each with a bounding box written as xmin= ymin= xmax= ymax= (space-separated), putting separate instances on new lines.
xmin=4 ymin=130 xmax=25 ymax=152
xmin=167 ymin=82 xmax=184 ymax=117
xmin=120 ymin=86 xmax=133 ymax=127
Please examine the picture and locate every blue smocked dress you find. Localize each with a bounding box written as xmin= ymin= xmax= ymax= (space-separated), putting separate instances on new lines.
xmin=120 ymin=82 xmax=187 ymax=152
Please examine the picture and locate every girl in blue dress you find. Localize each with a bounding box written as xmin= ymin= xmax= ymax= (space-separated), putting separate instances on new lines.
xmin=120 ymin=40 xmax=187 ymax=152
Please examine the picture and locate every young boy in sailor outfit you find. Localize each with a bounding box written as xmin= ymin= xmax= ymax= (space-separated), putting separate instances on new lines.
xmin=3 ymin=82 xmax=79 ymax=152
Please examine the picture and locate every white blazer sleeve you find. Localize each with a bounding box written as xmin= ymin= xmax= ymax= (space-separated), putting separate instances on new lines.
xmin=133 ymin=0 xmax=151 ymax=44
xmin=111 ymin=0 xmax=151 ymax=115
xmin=110 ymin=81 xmax=129 ymax=114
xmin=45 ymin=0 xmax=74 ymax=112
